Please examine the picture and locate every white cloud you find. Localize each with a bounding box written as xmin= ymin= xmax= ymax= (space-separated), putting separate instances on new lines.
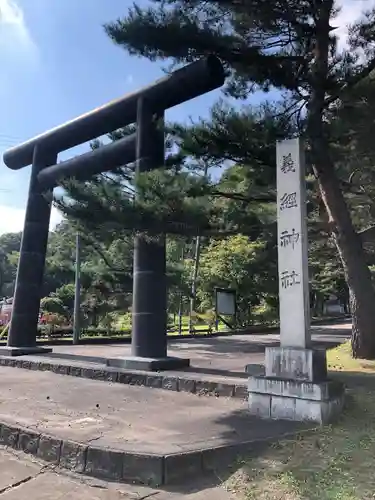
xmin=0 ymin=205 xmax=63 ymax=235
xmin=0 ymin=0 xmax=38 ymax=60
xmin=50 ymin=205 xmax=64 ymax=231
xmin=336 ymin=0 xmax=375 ymax=48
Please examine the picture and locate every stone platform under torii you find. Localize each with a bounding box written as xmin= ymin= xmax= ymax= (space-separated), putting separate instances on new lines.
xmin=247 ymin=138 xmax=345 ymax=424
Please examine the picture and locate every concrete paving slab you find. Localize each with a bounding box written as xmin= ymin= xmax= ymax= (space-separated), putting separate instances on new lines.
xmin=0 ymin=324 xmax=345 ymax=486
xmin=0 ymin=366 xmax=301 ymax=454
xmin=1 ymin=471 xmax=136 ymax=499
xmin=1 ymin=446 xmax=160 ymax=498
xmin=0 ymin=449 xmax=41 ymax=492
xmin=0 ymin=460 xmax=233 ymax=500
xmin=0 ymin=365 xmax=310 ymax=485
xmin=0 ymin=447 xmax=234 ymax=499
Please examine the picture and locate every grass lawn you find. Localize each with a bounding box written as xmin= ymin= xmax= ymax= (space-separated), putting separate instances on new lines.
xmin=223 ymin=342 xmax=375 ymax=500
xmin=327 ymin=341 xmax=375 ymax=373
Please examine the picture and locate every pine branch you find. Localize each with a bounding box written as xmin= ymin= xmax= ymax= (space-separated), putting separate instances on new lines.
xmin=325 ymin=56 xmax=375 ymax=106
xmin=359 ymin=226 xmax=375 ymax=244
xmin=79 ymin=234 xmax=130 ymax=275
xmin=211 ymin=190 xmax=275 ymax=203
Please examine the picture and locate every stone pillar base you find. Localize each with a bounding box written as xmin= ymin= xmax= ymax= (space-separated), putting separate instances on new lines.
xmin=248 ymin=375 xmax=345 ymax=424
xmin=265 ymin=346 xmax=328 ymax=382
xmin=247 ymin=347 xmax=345 ymax=424
xmin=0 ymin=346 xmax=52 ymax=357
xmin=106 ymin=356 xmax=190 ymax=372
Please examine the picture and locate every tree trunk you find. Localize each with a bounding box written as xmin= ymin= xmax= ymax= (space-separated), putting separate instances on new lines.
xmin=314 ymin=165 xmax=375 ymax=357
xmin=308 ymin=0 xmax=375 ymax=359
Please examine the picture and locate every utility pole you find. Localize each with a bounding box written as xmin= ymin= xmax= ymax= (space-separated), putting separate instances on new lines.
xmin=178 ymin=243 xmax=185 ymax=335
xmin=188 ymin=237 xmax=201 ymax=334
xmin=188 ymin=164 xmax=208 ymax=334
xmin=73 ymin=232 xmax=81 ymax=345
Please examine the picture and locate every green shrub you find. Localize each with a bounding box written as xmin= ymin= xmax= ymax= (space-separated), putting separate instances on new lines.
xmin=113 ymin=312 xmax=132 ymax=331
xmin=251 ymin=302 xmax=278 ymax=325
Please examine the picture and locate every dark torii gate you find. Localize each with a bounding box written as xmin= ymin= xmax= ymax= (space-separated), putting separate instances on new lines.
xmin=0 ymin=56 xmax=225 ymax=371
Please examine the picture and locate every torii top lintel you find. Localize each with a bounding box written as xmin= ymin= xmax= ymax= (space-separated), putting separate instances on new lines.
xmin=3 ymin=55 xmax=225 ymax=171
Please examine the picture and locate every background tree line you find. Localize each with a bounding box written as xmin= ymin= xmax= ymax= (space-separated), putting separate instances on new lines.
xmin=0 ymin=152 xmax=354 ymax=333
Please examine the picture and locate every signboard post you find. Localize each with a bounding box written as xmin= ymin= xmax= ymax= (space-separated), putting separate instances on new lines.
xmin=215 ymin=288 xmax=237 ymax=330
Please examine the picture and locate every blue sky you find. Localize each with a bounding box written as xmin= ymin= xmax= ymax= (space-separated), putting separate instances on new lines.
xmin=0 ymin=0 xmax=368 ymax=234
xmin=0 ymin=0 xmax=227 ymax=234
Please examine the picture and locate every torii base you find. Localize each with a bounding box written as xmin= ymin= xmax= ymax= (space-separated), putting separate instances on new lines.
xmin=106 ymin=356 xmax=190 ymax=372
xmin=0 ymin=346 xmax=53 ymax=357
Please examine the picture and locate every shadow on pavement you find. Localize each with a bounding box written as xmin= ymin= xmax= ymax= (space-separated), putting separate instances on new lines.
xmin=330 ymin=370 xmax=375 ymax=389
xmin=156 ymin=408 xmax=312 ymax=496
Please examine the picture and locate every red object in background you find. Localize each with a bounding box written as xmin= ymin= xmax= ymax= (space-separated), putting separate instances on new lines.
xmin=39 ymin=314 xmax=47 ymax=325
xmin=0 ymin=299 xmax=47 ymax=326
xmin=0 ymin=302 xmax=12 ymax=326
xmin=0 ymin=302 xmax=47 ymax=326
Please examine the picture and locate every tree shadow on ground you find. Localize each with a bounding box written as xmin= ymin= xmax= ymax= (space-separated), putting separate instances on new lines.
xmin=159 ymin=371 xmax=375 ymax=498
xmin=44 ymin=330 xmax=347 ymax=382
xmin=330 ymin=369 xmax=375 ymax=388
xmin=170 ymin=326 xmax=348 ymax=355
xmin=220 ymin=373 xmax=375 ymax=500
xmin=170 ymin=338 xmax=278 ymax=354
xmin=156 ymin=408 xmax=312 ymax=496
xmin=167 ymin=332 xmax=345 ymax=380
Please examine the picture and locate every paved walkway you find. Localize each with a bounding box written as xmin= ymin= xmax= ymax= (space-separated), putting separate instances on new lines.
xmin=0 ymin=366 xmax=303 ymax=452
xmin=0 ymin=447 xmax=234 ymax=499
xmin=0 ymin=365 xmax=307 ymax=485
xmin=0 ymin=322 xmax=349 ymax=495
xmin=45 ymin=322 xmax=351 ymax=384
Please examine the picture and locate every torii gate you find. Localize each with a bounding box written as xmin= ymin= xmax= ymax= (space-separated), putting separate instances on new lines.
xmin=0 ymin=55 xmax=225 ymax=371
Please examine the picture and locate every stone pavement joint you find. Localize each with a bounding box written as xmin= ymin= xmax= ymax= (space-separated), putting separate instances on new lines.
xmin=0 ymin=452 xmax=53 ymax=495
xmin=0 ymin=473 xmax=35 ymax=496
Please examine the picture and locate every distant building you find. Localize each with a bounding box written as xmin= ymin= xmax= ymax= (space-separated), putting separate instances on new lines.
xmin=323 ymin=294 xmax=345 ymax=316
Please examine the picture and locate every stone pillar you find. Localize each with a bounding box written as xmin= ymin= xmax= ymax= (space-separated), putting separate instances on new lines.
xmin=106 ymin=98 xmax=189 ymax=371
xmin=247 ymin=138 xmax=344 ymax=424
xmin=0 ymin=145 xmax=57 ymax=356
xmin=132 ymin=233 xmax=167 ymax=359
xmin=277 ymin=138 xmax=310 ymax=349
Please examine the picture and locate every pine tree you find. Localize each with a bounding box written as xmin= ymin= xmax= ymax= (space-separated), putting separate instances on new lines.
xmin=55 ymin=1 xmax=375 ymax=356
xmin=95 ymin=0 xmax=375 ymax=358
xmin=56 ymin=111 xmax=279 ymax=239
